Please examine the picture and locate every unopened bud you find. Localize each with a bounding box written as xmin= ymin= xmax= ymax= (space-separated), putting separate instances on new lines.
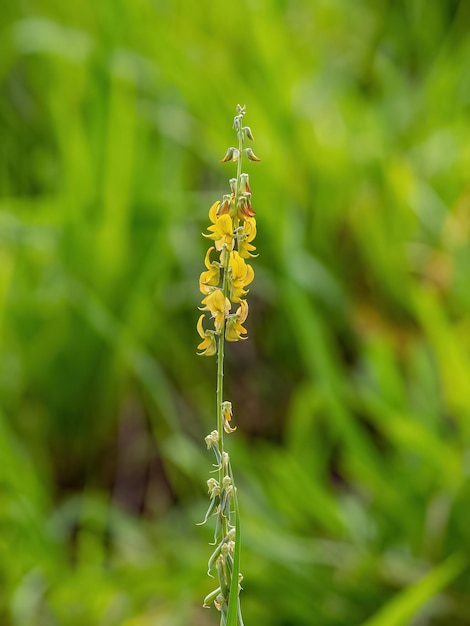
xmin=217 ymin=196 xmax=231 ymax=216
xmin=244 ymin=126 xmax=254 ymax=141
xmin=207 ymin=478 xmax=220 ymax=498
xmin=238 ymin=195 xmax=256 ymax=218
xmin=220 ymin=147 xmax=239 ymax=163
xmin=214 ymin=593 xmax=226 ymax=611
xmin=244 ymin=147 xmax=261 ymax=162
xmin=240 ymin=172 xmax=251 ymax=193
xmin=205 ymin=430 xmax=219 ymax=449
xmin=221 ymin=451 xmax=230 ymax=471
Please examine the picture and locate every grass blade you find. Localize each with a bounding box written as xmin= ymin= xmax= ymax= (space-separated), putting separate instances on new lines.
xmin=361 ymin=553 xmax=466 ymax=626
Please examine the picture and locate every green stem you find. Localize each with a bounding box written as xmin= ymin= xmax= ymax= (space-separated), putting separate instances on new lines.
xmin=216 ymin=252 xmax=229 ymax=488
xmin=216 ymin=111 xmax=245 ymax=479
xmin=214 ymin=107 xmax=246 ymax=626
xmin=235 ymin=123 xmax=244 ymax=203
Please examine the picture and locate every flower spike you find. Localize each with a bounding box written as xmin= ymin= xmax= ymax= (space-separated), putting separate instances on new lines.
xmin=197 ymin=105 xmax=260 ymax=625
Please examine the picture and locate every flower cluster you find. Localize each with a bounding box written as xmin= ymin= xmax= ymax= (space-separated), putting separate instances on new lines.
xmin=197 ymin=105 xmax=260 ymax=625
xmin=197 ymin=123 xmax=259 ymax=357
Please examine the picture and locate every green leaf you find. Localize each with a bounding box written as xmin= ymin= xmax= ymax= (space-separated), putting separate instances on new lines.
xmin=361 ymin=553 xmax=466 ymax=626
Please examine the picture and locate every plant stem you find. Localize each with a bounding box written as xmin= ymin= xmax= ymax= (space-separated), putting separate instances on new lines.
xmin=216 ymin=256 xmax=229 ymax=541
xmin=216 ymin=113 xmax=245 ymax=503
xmin=215 ymin=116 xmax=245 ymax=625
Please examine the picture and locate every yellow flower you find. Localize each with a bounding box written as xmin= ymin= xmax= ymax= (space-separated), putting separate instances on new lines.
xmin=225 ymin=300 xmax=248 ymax=342
xmin=228 ymin=252 xmax=254 ymax=302
xmin=200 ymin=289 xmax=231 ymax=334
xmin=208 ymin=200 xmax=220 ymax=222
xmin=203 ymin=201 xmax=234 ymax=251
xmin=237 ymin=218 xmax=257 ymax=259
xmin=199 ymin=247 xmax=220 ymax=295
xmin=197 ymin=315 xmax=217 ymax=356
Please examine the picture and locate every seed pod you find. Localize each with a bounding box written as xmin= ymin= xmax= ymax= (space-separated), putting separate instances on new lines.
xmin=196 ymin=495 xmax=218 ymax=526
xmin=203 ymin=586 xmax=221 ymax=608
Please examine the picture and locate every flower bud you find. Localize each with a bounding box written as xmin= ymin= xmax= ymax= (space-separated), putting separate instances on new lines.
xmin=221 ymin=451 xmax=230 ymax=472
xmin=240 ymin=172 xmax=251 ymax=194
xmin=238 ymin=195 xmax=256 ymax=218
xmin=244 ymin=147 xmax=261 ymax=162
xmin=207 ymin=478 xmax=220 ymax=498
xmin=243 ymin=126 xmax=254 ymax=141
xmin=217 ymin=195 xmax=232 ymax=216
xmin=205 ymin=430 xmax=219 ymax=449
xmin=220 ymin=147 xmax=239 ymax=163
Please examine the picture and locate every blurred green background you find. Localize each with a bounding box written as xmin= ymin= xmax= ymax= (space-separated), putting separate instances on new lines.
xmin=1 ymin=1 xmax=470 ymax=624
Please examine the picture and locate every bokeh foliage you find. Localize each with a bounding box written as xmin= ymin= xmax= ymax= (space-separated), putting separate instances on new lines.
xmin=1 ymin=0 xmax=470 ymax=624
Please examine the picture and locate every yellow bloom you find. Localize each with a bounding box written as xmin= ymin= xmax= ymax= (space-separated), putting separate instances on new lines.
xmin=200 ymin=289 xmax=231 ymax=334
xmin=203 ymin=201 xmax=234 ymax=251
xmin=197 ymin=314 xmax=217 ymax=356
xmin=237 ymin=218 xmax=257 ymax=259
xmin=209 ymin=200 xmax=220 ymax=222
xmin=225 ymin=300 xmax=248 ymax=342
xmin=199 ymin=246 xmax=220 ymax=294
xmin=228 ymin=252 xmax=254 ymax=302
